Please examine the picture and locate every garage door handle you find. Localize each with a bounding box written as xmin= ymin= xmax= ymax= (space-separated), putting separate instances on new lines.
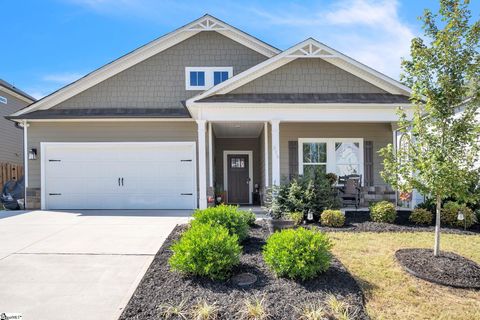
xmin=121 ymin=178 xmax=124 ymax=186
xmin=118 ymin=178 xmax=121 ymax=186
xmin=181 ymin=193 xmax=193 ymax=195
xmin=49 ymin=193 xmax=62 ymax=196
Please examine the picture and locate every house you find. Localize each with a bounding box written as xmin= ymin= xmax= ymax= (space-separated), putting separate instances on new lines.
xmin=7 ymin=15 xmax=412 ymax=210
xmin=0 ymin=79 xmax=35 ymax=165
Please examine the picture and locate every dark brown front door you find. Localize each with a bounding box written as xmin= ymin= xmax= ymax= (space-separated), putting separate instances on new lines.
xmin=227 ymin=154 xmax=250 ymax=204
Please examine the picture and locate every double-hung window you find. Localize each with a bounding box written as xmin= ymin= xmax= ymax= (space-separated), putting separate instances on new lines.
xmin=299 ymin=138 xmax=364 ymax=181
xmin=185 ymin=67 xmax=233 ymax=90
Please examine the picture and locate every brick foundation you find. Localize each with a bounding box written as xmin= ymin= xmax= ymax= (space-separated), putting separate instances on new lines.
xmin=26 ymin=187 xmax=41 ymax=209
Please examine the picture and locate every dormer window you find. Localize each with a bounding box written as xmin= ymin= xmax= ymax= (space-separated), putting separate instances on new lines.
xmin=185 ymin=67 xmax=232 ymax=90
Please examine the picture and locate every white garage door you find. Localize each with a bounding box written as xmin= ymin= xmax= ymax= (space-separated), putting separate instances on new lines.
xmin=42 ymin=142 xmax=196 ymax=210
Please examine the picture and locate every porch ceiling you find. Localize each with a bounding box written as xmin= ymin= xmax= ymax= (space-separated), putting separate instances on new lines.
xmin=212 ymin=122 xmax=263 ymax=138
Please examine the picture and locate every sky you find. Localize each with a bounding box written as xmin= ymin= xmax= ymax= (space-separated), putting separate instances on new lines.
xmin=2 ymin=0 xmax=479 ymax=99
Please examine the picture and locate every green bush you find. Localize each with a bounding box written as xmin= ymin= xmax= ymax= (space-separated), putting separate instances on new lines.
xmin=192 ymin=204 xmax=249 ymax=241
xmin=287 ymin=211 xmax=304 ymax=226
xmin=263 ymin=228 xmax=332 ymax=280
xmin=370 ymin=201 xmax=397 ymax=223
xmin=441 ymin=201 xmax=477 ymax=228
xmin=409 ymin=208 xmax=433 ymax=225
xmin=320 ymin=210 xmax=345 ymax=227
xmin=169 ymin=223 xmax=241 ymax=280
xmin=240 ymin=209 xmax=256 ymax=226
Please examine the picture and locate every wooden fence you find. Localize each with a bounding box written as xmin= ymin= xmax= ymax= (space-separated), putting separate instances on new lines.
xmin=0 ymin=163 xmax=24 ymax=188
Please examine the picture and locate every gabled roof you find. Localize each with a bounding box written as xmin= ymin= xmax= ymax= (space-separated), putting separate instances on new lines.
xmin=10 ymin=14 xmax=280 ymax=119
xmin=0 ymin=79 xmax=36 ymax=103
xmin=187 ymin=38 xmax=411 ymax=106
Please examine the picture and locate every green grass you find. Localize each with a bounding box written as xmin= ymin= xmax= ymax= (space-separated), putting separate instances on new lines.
xmin=330 ymin=231 xmax=480 ymax=320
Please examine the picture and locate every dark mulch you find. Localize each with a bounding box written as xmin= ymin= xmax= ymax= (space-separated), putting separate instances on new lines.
xmin=395 ymin=248 xmax=480 ymax=289
xmin=309 ymin=211 xmax=480 ymax=235
xmin=119 ymin=221 xmax=369 ymax=320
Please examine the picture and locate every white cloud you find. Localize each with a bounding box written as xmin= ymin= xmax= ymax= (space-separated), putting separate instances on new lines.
xmin=42 ymin=72 xmax=83 ymax=84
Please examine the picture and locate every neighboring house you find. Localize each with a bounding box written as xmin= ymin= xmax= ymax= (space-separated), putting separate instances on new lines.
xmin=0 ymin=79 xmax=35 ymax=164
xmin=7 ymin=15 xmax=412 ymax=210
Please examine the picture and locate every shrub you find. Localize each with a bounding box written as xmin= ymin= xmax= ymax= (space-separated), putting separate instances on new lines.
xmin=370 ymin=201 xmax=397 ymax=223
xmin=441 ymin=201 xmax=477 ymax=228
xmin=287 ymin=211 xmax=304 ymax=226
xmin=409 ymin=208 xmax=433 ymax=225
xmin=263 ymin=228 xmax=332 ymax=280
xmin=192 ymin=204 xmax=249 ymax=241
xmin=320 ymin=210 xmax=345 ymax=227
xmin=240 ymin=209 xmax=257 ymax=226
xmin=169 ymin=223 xmax=241 ymax=280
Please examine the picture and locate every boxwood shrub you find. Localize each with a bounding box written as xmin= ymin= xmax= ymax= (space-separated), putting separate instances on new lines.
xmin=287 ymin=211 xmax=304 ymax=226
xmin=192 ymin=204 xmax=249 ymax=241
xmin=240 ymin=209 xmax=256 ymax=226
xmin=441 ymin=201 xmax=477 ymax=228
xmin=409 ymin=208 xmax=433 ymax=225
xmin=370 ymin=201 xmax=397 ymax=223
xmin=169 ymin=223 xmax=241 ymax=280
xmin=263 ymin=228 xmax=332 ymax=280
xmin=320 ymin=210 xmax=345 ymax=227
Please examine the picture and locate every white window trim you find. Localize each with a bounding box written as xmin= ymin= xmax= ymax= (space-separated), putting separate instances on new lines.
xmin=0 ymin=96 xmax=7 ymax=104
xmin=298 ymin=138 xmax=364 ymax=183
xmin=185 ymin=67 xmax=233 ymax=90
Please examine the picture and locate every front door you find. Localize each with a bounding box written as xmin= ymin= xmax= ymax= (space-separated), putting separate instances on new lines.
xmin=227 ymin=154 xmax=250 ymax=204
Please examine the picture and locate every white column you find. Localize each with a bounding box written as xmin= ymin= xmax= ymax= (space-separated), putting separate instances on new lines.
xmin=197 ymin=120 xmax=207 ymax=209
xmin=208 ymin=122 xmax=213 ymax=188
xmin=23 ymin=120 xmax=29 ymax=209
xmin=264 ymin=122 xmax=269 ymax=187
xmin=270 ymin=120 xmax=280 ymax=186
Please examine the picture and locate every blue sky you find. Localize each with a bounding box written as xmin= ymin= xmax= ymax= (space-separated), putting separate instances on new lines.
xmin=2 ymin=0 xmax=479 ymax=99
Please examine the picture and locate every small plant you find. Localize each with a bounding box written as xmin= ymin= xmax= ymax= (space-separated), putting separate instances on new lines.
xmin=158 ymin=300 xmax=189 ymax=319
xmin=238 ymin=295 xmax=270 ymax=320
xmin=192 ymin=204 xmax=249 ymax=241
xmin=296 ymin=302 xmax=326 ymax=320
xmin=441 ymin=201 xmax=477 ymax=228
xmin=409 ymin=208 xmax=433 ymax=225
xmin=370 ymin=201 xmax=397 ymax=223
xmin=190 ymin=300 xmax=220 ymax=320
xmin=326 ymin=295 xmax=354 ymax=320
xmin=241 ymin=209 xmax=257 ymax=226
xmin=169 ymin=223 xmax=241 ymax=280
xmin=320 ymin=210 xmax=345 ymax=227
xmin=263 ymin=228 xmax=332 ymax=280
xmin=287 ymin=211 xmax=304 ymax=226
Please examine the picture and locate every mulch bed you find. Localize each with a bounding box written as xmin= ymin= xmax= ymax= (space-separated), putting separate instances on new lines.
xmin=395 ymin=248 xmax=480 ymax=289
xmin=307 ymin=211 xmax=480 ymax=235
xmin=119 ymin=221 xmax=369 ymax=320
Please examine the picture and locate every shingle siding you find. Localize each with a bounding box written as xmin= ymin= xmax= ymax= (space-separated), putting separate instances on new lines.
xmin=232 ymin=59 xmax=387 ymax=94
xmin=53 ymin=32 xmax=267 ymax=110
xmin=0 ymin=90 xmax=27 ymax=164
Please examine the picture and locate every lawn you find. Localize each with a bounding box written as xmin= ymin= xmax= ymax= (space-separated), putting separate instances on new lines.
xmin=330 ymin=231 xmax=480 ymax=320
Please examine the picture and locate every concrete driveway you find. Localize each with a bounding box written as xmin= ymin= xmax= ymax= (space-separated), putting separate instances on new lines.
xmin=0 ymin=209 xmax=190 ymax=320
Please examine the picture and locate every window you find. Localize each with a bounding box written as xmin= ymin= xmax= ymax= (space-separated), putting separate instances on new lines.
xmin=189 ymin=71 xmax=205 ymax=87
xmin=299 ymin=138 xmax=364 ymax=181
xmin=185 ymin=67 xmax=233 ymax=90
xmin=214 ymin=71 xmax=229 ymax=85
xmin=0 ymin=96 xmax=7 ymax=104
xmin=230 ymin=157 xmax=245 ymax=168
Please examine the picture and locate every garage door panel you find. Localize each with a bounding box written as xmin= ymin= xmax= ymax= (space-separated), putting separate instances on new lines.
xmin=43 ymin=143 xmax=196 ymax=210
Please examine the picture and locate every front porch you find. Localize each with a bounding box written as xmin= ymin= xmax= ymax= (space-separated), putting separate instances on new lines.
xmin=198 ymin=120 xmax=401 ymax=209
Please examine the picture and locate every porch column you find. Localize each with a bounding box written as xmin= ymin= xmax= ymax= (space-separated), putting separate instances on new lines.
xmin=270 ymin=120 xmax=280 ymax=186
xmin=264 ymin=122 xmax=269 ymax=188
xmin=208 ymin=122 xmax=213 ymax=188
xmin=197 ymin=120 xmax=207 ymax=209
xmin=23 ymin=120 xmax=29 ymax=209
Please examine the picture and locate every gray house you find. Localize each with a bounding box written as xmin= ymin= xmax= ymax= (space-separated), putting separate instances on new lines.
xmin=0 ymin=79 xmax=35 ymax=165
xmin=8 ymin=15 xmax=411 ymax=210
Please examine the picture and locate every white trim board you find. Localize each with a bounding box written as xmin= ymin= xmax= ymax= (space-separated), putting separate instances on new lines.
xmin=11 ymin=14 xmax=279 ymax=118
xmin=40 ymin=141 xmax=197 ymax=210
xmin=223 ymin=150 xmax=253 ymax=204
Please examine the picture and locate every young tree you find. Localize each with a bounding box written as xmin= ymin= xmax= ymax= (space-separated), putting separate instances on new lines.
xmin=380 ymin=0 xmax=480 ymax=256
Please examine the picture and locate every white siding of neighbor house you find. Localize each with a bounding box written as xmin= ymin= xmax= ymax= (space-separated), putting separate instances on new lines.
xmin=279 ymin=122 xmax=393 ymax=186
xmin=231 ymin=58 xmax=387 ymax=94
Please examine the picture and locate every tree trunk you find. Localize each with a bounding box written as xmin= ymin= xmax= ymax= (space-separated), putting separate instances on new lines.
xmin=434 ymin=195 xmax=442 ymax=256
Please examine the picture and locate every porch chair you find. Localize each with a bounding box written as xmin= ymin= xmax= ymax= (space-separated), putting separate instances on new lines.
xmin=337 ymin=174 xmax=362 ymax=209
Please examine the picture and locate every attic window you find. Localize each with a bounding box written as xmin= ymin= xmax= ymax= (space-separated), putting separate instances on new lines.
xmin=0 ymin=96 xmax=7 ymax=104
xmin=185 ymin=67 xmax=232 ymax=90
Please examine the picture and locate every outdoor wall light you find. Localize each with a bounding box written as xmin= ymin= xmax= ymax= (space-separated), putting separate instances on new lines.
xmin=28 ymin=148 xmax=37 ymax=160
